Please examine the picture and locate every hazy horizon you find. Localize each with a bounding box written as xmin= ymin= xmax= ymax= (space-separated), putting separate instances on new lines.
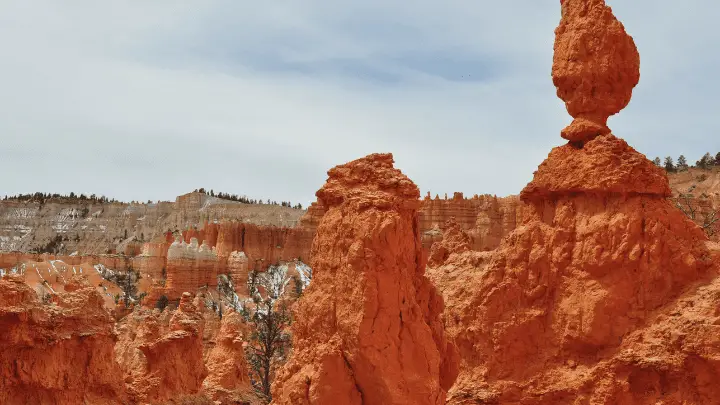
xmin=2 ymin=0 xmax=718 ymax=207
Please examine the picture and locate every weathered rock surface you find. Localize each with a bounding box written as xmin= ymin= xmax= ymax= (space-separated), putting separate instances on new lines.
xmin=227 ymin=250 xmax=250 ymax=296
xmin=427 ymin=2 xmax=720 ymax=403
xmin=271 ymin=153 xmax=457 ymax=405
xmin=520 ymin=134 xmax=671 ymax=200
xmin=203 ymin=311 xmax=256 ymax=404
xmin=427 ymin=218 xmax=472 ymax=268
xmin=162 ymin=237 xmax=219 ymax=302
xmin=118 ymin=292 xmax=208 ymax=404
xmin=0 ymin=274 xmax=127 ymax=405
xmin=553 ymin=0 xmax=640 ymax=143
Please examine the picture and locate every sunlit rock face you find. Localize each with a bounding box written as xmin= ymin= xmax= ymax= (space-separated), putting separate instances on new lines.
xmin=271 ymin=153 xmax=458 ymax=405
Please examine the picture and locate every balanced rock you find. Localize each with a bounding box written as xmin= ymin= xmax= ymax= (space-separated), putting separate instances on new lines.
xmin=553 ymin=0 xmax=640 ymax=143
xmin=427 ymin=1 xmax=720 ymax=403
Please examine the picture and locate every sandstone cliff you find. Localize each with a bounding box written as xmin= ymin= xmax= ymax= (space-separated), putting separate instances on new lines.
xmin=271 ymin=153 xmax=457 ymax=405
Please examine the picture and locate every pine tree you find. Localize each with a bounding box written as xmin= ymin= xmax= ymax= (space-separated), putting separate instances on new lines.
xmin=245 ymin=266 xmax=294 ymax=401
xmin=664 ymin=156 xmax=676 ymax=172
xmin=697 ymin=152 xmax=713 ymax=169
xmin=677 ymin=155 xmax=688 ymax=171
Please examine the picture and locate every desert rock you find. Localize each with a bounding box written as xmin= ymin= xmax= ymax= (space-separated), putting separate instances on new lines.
xmin=271 ymin=153 xmax=458 ymax=405
xmin=553 ymin=0 xmax=640 ymax=143
xmin=0 ymin=275 xmax=127 ymax=405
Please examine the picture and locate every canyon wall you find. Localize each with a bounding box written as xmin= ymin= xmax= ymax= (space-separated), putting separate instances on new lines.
xmin=0 ymin=192 xmax=305 ymax=255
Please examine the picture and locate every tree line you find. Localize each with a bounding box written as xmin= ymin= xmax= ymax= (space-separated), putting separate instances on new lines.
xmin=192 ymin=188 xmax=303 ymax=210
xmin=653 ymin=152 xmax=720 ymax=173
xmin=3 ymin=192 xmax=118 ymax=204
xmin=2 ymin=189 xmax=305 ymax=210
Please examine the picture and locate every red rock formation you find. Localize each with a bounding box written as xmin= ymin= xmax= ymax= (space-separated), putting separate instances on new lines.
xmin=553 ymin=0 xmax=640 ymax=144
xmin=427 ymin=218 xmax=472 ymax=268
xmin=426 ymin=2 xmax=720 ymax=403
xmin=271 ymin=153 xmax=457 ymax=405
xmin=164 ymin=237 xmax=219 ymax=301
xmin=227 ymin=250 xmax=250 ymax=297
xmin=133 ymin=241 xmax=171 ymax=280
xmin=419 ymin=193 xmax=524 ymax=253
xmin=520 ymin=134 xmax=671 ymax=200
xmin=0 ymin=275 xmax=127 ymax=405
xmin=203 ymin=310 xmax=255 ymax=403
xmin=120 ymin=292 xmax=208 ymax=403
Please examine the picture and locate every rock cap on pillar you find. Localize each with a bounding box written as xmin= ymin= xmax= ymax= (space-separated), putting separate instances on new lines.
xmin=522 ymin=0 xmax=668 ymax=201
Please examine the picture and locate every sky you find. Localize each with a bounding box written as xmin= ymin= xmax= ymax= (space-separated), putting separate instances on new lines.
xmin=1 ymin=1 xmax=719 ymax=207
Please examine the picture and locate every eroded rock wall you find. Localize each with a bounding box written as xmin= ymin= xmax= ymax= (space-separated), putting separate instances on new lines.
xmin=0 ymin=275 xmax=127 ymax=405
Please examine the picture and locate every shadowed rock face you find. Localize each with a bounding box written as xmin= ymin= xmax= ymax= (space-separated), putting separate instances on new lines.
xmin=271 ymin=153 xmax=458 ymax=405
xmin=553 ymin=0 xmax=640 ymax=144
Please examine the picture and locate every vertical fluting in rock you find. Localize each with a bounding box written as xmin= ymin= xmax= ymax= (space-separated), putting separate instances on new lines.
xmin=164 ymin=237 xmax=219 ymax=300
xmin=227 ymin=251 xmax=250 ymax=297
xmin=271 ymin=153 xmax=457 ymax=405
xmin=553 ymin=0 xmax=640 ymax=144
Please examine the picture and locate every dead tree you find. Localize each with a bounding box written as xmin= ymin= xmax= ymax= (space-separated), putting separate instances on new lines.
xmin=674 ymin=192 xmax=719 ymax=237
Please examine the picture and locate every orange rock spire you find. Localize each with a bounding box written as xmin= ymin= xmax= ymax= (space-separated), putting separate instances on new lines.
xmin=553 ymin=0 xmax=640 ymax=144
xmin=271 ymin=153 xmax=457 ymax=405
xmin=426 ymin=2 xmax=720 ymax=403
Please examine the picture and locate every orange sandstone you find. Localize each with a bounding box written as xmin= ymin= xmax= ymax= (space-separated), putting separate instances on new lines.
xmin=271 ymin=153 xmax=457 ymax=405
xmin=427 ymin=1 xmax=720 ymax=403
xmin=553 ymin=0 xmax=640 ymax=143
xmin=0 ymin=275 xmax=127 ymax=405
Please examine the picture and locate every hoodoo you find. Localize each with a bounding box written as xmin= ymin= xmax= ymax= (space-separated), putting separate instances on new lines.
xmin=427 ymin=0 xmax=720 ymax=403
xmin=271 ymin=153 xmax=458 ymax=405
xmin=553 ymin=0 xmax=640 ymax=144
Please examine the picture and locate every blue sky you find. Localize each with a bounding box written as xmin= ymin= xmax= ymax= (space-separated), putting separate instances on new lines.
xmin=0 ymin=0 xmax=718 ymax=206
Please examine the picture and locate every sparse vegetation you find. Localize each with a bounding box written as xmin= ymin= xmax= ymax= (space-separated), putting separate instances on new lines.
xmin=33 ymin=234 xmax=66 ymax=254
xmin=656 ymin=152 xmax=719 ymax=173
xmin=674 ymin=191 xmax=719 ymax=237
xmin=3 ymin=192 xmax=118 ymax=204
xmin=664 ymin=156 xmax=676 ymax=173
xmin=156 ymin=295 xmax=169 ymax=311
xmin=192 ymin=188 xmax=303 ymax=210
xmin=244 ymin=265 xmax=295 ymax=402
xmin=100 ymin=266 xmax=143 ymax=309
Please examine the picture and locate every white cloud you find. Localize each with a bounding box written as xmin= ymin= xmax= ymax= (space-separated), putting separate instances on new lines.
xmin=0 ymin=0 xmax=718 ymax=206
